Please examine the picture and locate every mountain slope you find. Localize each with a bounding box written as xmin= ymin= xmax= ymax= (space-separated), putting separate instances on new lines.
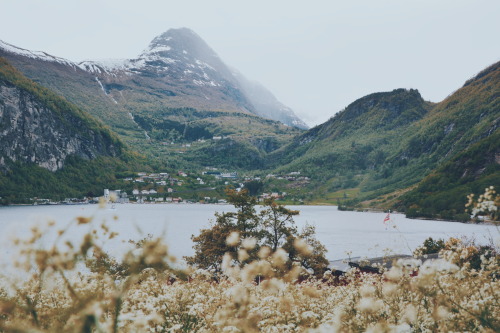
xmin=78 ymin=28 xmax=307 ymax=129
xmin=267 ymin=61 xmax=499 ymax=207
xmin=0 ymin=57 xmax=139 ymax=203
xmin=0 ymin=57 xmax=123 ymax=171
xmin=231 ymin=68 xmax=309 ymax=129
xmin=268 ymin=88 xmax=432 ymax=183
xmin=398 ymin=131 xmax=500 ymax=221
xmin=395 ymin=62 xmax=500 ymax=220
xmin=0 ymin=29 xmax=305 ymax=169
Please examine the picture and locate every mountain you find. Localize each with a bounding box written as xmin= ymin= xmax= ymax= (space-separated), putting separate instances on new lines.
xmin=0 ymin=57 xmax=139 ymax=203
xmin=1 ymin=30 xmax=497 ymax=218
xmin=78 ymin=28 xmax=308 ymax=129
xmin=0 ymin=57 xmax=123 ymax=171
xmin=0 ymin=28 xmax=306 ymax=131
xmin=266 ymin=61 xmax=499 ymax=213
xmin=0 ymin=29 xmax=305 ymax=170
xmin=395 ymin=62 xmax=500 ymax=220
xmin=267 ymin=88 xmax=433 ymax=185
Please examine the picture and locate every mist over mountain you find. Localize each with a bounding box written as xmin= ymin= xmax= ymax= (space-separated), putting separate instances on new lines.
xmin=76 ymin=28 xmax=307 ymax=129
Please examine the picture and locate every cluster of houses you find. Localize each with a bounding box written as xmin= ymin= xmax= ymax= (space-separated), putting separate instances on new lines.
xmin=258 ymin=192 xmax=287 ymax=201
xmin=123 ymin=172 xmax=186 ymax=187
xmin=160 ymin=136 xmax=235 ymax=150
xmin=202 ymin=171 xmax=238 ymax=179
xmin=103 ymin=188 xmax=185 ymax=204
xmin=31 ymin=170 xmax=304 ymax=206
xmin=265 ymin=172 xmax=310 ymax=182
xmin=124 ymin=171 xmax=215 ymax=187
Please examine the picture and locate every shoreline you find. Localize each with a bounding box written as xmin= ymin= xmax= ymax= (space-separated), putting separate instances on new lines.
xmin=2 ymin=202 xmax=496 ymax=226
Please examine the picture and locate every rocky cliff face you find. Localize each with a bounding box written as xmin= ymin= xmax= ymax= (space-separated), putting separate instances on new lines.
xmin=0 ymin=79 xmax=120 ymax=171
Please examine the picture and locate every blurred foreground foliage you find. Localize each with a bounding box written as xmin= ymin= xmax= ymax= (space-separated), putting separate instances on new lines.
xmin=0 ymin=189 xmax=498 ymax=332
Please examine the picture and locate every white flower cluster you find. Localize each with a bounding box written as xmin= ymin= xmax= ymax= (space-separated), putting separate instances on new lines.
xmin=467 ymin=186 xmax=499 ymax=221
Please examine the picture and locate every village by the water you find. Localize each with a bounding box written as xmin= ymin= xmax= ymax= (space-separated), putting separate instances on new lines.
xmin=29 ymin=169 xmax=310 ymax=205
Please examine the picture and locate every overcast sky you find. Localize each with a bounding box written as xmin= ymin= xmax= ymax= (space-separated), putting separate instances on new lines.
xmin=1 ymin=0 xmax=499 ymax=126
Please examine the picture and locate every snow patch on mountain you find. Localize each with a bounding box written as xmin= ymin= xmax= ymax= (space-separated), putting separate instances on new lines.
xmin=195 ymin=59 xmax=215 ymax=71
xmin=78 ymin=59 xmax=129 ymax=74
xmin=0 ymin=39 xmax=76 ymax=68
xmin=143 ymin=45 xmax=172 ymax=53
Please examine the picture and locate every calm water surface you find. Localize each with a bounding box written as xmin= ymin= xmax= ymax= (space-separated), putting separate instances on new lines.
xmin=0 ymin=204 xmax=497 ymax=265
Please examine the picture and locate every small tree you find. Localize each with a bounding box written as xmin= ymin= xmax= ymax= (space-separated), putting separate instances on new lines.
xmin=223 ymin=188 xmax=260 ymax=238
xmin=186 ymin=189 xmax=329 ymax=277
xmin=185 ymin=223 xmax=234 ymax=273
xmin=243 ymin=180 xmax=264 ymax=196
xmin=185 ymin=188 xmax=260 ymax=271
xmin=414 ymin=237 xmax=445 ymax=255
xmin=260 ymin=198 xmax=299 ymax=251
xmin=283 ymin=223 xmax=329 ymax=277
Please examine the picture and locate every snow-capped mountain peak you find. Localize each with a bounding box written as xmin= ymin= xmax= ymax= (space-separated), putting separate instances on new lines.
xmin=77 ymin=58 xmax=130 ymax=74
xmin=0 ymin=29 xmax=308 ymax=129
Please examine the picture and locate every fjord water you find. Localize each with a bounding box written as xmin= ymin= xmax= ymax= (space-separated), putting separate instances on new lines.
xmin=0 ymin=204 xmax=497 ymax=265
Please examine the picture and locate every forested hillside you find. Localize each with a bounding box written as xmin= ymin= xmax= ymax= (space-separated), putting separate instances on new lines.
xmin=265 ymin=61 xmax=499 ymax=218
xmin=0 ymin=57 xmax=142 ymax=203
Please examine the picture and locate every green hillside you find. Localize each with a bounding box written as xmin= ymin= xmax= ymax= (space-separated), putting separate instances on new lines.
xmin=128 ymin=106 xmax=300 ymax=170
xmin=397 ymin=130 xmax=500 ymax=221
xmin=265 ymin=88 xmax=434 ymax=201
xmin=0 ymin=57 xmax=145 ymax=203
xmin=265 ymin=62 xmax=499 ymax=213
xmin=0 ymin=58 xmax=124 ymax=151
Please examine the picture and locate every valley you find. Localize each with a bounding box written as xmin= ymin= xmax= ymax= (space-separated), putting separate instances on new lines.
xmin=0 ymin=29 xmax=498 ymax=222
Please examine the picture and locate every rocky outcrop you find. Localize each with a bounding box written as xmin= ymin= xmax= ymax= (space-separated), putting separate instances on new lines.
xmin=0 ymin=79 xmax=120 ymax=171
